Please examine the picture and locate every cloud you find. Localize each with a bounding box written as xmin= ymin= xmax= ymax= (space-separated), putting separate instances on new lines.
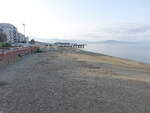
xmin=108 ymin=24 xmax=150 ymax=34
xmin=77 ymin=23 xmax=150 ymax=41
xmin=126 ymin=26 xmax=150 ymax=34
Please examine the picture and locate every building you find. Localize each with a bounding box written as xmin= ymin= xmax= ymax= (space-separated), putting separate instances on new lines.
xmin=0 ymin=23 xmax=28 ymax=44
xmin=0 ymin=28 xmax=3 ymax=33
xmin=18 ymin=33 xmax=26 ymax=43
xmin=0 ymin=23 xmax=18 ymax=43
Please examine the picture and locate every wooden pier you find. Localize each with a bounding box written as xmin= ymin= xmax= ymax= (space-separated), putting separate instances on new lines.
xmin=55 ymin=42 xmax=86 ymax=48
xmin=72 ymin=44 xmax=85 ymax=48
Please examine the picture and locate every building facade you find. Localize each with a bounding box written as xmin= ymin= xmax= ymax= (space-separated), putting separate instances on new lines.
xmin=0 ymin=23 xmax=28 ymax=43
xmin=18 ymin=33 xmax=26 ymax=43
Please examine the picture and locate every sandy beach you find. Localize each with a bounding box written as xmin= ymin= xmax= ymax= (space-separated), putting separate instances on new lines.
xmin=0 ymin=47 xmax=150 ymax=113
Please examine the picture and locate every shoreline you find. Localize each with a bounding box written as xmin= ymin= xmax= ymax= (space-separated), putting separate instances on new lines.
xmin=77 ymin=48 xmax=149 ymax=66
xmin=82 ymin=43 xmax=150 ymax=64
xmin=80 ymin=48 xmax=150 ymax=64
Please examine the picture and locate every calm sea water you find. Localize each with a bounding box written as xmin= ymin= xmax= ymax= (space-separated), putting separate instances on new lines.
xmin=82 ymin=43 xmax=150 ymax=64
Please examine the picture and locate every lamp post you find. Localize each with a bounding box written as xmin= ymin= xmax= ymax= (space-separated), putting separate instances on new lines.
xmin=23 ymin=23 xmax=28 ymax=44
xmin=23 ymin=24 xmax=25 ymax=37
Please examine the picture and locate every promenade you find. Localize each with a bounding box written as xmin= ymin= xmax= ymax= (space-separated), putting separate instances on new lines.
xmin=0 ymin=47 xmax=150 ymax=113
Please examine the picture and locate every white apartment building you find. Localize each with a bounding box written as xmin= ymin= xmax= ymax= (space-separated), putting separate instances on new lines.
xmin=0 ymin=23 xmax=28 ymax=44
xmin=0 ymin=23 xmax=18 ymax=43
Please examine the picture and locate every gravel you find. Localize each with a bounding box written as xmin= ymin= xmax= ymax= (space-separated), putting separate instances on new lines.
xmin=0 ymin=48 xmax=150 ymax=113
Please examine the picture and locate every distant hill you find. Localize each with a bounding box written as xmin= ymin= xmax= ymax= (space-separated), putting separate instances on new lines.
xmin=31 ymin=37 xmax=150 ymax=45
xmin=90 ymin=40 xmax=147 ymax=44
xmin=95 ymin=40 xmax=133 ymax=44
xmin=32 ymin=37 xmax=88 ymax=44
xmin=35 ymin=41 xmax=51 ymax=45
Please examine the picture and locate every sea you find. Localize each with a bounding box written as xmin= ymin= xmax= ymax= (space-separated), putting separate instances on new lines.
xmin=82 ymin=43 xmax=150 ymax=64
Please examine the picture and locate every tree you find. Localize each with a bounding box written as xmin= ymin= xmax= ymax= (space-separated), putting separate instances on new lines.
xmin=30 ymin=39 xmax=35 ymax=44
xmin=0 ymin=32 xmax=7 ymax=42
xmin=2 ymin=43 xmax=11 ymax=47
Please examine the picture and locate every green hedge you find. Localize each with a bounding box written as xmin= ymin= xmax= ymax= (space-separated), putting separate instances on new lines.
xmin=35 ymin=48 xmax=43 ymax=53
xmin=0 ymin=42 xmax=2 ymax=47
xmin=0 ymin=42 xmax=11 ymax=47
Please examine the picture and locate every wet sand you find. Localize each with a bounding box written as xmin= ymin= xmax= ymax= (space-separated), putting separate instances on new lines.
xmin=0 ymin=47 xmax=150 ymax=113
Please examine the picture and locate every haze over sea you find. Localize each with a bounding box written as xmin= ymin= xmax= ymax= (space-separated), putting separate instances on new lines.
xmin=82 ymin=41 xmax=150 ymax=64
xmin=34 ymin=38 xmax=150 ymax=64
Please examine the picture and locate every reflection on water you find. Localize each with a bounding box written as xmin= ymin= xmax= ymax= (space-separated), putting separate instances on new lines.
xmin=82 ymin=43 xmax=150 ymax=64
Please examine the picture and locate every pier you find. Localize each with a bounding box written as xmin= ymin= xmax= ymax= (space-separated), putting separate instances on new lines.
xmin=72 ymin=44 xmax=85 ymax=48
xmin=54 ymin=42 xmax=85 ymax=48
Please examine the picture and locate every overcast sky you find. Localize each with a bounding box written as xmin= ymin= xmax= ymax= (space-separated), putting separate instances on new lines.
xmin=0 ymin=0 xmax=150 ymax=41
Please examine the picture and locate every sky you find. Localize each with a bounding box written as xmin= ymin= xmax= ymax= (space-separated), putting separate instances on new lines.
xmin=0 ymin=0 xmax=150 ymax=42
